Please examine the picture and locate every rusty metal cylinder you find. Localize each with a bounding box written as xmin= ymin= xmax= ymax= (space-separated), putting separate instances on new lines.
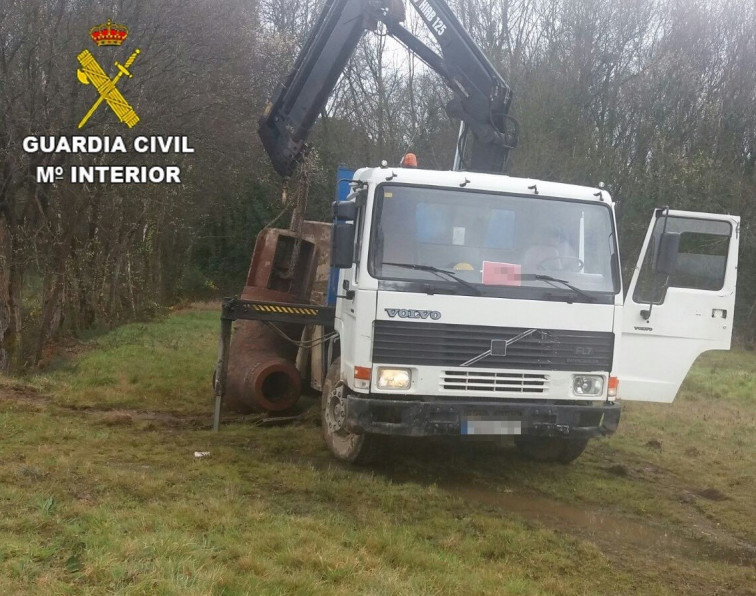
xmin=224 ymin=289 xmax=304 ymax=413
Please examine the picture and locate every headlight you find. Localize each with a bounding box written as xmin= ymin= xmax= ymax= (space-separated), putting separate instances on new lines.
xmin=572 ymin=375 xmax=604 ymax=396
xmin=376 ymin=367 xmax=411 ymax=390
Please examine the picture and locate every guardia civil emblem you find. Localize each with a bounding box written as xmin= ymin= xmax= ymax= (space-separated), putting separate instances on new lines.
xmin=76 ymin=19 xmax=141 ymax=128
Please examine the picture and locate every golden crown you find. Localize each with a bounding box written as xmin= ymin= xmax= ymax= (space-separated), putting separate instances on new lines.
xmin=90 ymin=19 xmax=129 ymax=46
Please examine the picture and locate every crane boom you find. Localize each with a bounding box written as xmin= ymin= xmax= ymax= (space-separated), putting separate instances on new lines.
xmin=258 ymin=0 xmax=518 ymax=177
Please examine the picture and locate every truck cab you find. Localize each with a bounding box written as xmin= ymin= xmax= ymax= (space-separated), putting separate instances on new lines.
xmin=322 ymin=166 xmax=739 ymax=463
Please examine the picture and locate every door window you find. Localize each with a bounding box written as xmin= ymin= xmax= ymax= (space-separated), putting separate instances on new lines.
xmin=633 ymin=216 xmax=731 ymax=304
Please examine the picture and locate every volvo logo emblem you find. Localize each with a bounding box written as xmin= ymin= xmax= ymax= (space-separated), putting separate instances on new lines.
xmin=385 ymin=308 xmax=441 ymax=320
xmin=460 ymin=329 xmax=546 ymax=367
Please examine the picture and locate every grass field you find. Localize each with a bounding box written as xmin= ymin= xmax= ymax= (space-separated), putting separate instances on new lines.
xmin=1 ymin=304 xmax=754 ymax=594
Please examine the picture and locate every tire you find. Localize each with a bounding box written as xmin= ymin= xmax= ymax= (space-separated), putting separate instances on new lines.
xmin=321 ymin=358 xmax=385 ymax=465
xmin=514 ymin=436 xmax=589 ymax=464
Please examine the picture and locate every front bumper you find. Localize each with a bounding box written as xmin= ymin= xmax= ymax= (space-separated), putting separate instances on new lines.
xmin=345 ymin=396 xmax=621 ymax=438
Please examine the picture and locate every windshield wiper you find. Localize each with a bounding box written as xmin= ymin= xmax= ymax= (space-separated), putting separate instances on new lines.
xmin=382 ymin=262 xmax=482 ymax=296
xmin=531 ymin=274 xmax=597 ymax=303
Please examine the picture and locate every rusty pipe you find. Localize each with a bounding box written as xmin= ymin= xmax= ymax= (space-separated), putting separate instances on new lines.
xmin=225 ymin=320 xmax=302 ymax=413
xmin=224 ymin=287 xmax=305 ymax=413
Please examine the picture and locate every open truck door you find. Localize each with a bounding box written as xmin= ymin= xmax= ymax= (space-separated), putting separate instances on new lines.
xmin=618 ymin=209 xmax=739 ymax=402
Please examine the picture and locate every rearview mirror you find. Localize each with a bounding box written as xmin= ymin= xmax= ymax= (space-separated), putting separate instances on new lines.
xmin=333 ymin=201 xmax=357 ymax=221
xmin=331 ymin=222 xmax=355 ymax=268
xmin=656 ymin=231 xmax=680 ymax=276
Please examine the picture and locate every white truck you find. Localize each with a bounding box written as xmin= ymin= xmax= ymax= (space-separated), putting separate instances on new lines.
xmin=317 ymin=165 xmax=739 ymax=463
xmin=213 ymin=0 xmax=740 ymax=464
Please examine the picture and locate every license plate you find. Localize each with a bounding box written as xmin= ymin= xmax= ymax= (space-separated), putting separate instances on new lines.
xmin=462 ymin=419 xmax=522 ymax=435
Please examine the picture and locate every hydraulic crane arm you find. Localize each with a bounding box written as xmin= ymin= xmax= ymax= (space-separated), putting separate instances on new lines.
xmin=258 ymin=0 xmax=519 ymax=177
xmin=381 ymin=0 xmax=518 ymax=173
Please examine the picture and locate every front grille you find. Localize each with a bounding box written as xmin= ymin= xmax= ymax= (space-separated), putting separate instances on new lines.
xmin=373 ymin=321 xmax=613 ymax=371
xmin=441 ymin=370 xmax=549 ymax=394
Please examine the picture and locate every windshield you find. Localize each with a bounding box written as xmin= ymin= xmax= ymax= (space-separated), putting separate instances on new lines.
xmin=370 ymin=184 xmax=619 ymax=297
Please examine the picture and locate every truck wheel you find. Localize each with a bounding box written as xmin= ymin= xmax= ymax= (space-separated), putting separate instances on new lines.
xmin=321 ymin=358 xmax=384 ymax=465
xmin=514 ymin=436 xmax=589 ymax=464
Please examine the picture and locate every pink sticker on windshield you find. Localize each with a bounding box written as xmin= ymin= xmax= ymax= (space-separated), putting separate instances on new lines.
xmin=482 ymin=261 xmax=521 ymax=286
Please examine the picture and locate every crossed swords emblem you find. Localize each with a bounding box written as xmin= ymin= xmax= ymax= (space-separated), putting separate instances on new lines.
xmin=76 ymin=48 xmax=141 ymax=128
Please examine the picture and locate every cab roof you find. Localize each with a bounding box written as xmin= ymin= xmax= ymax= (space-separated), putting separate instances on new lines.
xmin=354 ymin=167 xmax=613 ymax=204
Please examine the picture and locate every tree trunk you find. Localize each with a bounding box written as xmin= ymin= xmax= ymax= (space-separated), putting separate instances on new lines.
xmin=33 ymin=226 xmax=75 ymax=366
xmin=0 ymin=219 xmax=23 ymax=371
xmin=6 ymin=238 xmax=23 ymax=371
xmin=0 ymin=220 xmax=10 ymax=372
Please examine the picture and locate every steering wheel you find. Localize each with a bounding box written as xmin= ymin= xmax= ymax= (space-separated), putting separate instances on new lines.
xmin=447 ymin=262 xmax=475 ymax=271
xmin=536 ymin=256 xmax=584 ymax=272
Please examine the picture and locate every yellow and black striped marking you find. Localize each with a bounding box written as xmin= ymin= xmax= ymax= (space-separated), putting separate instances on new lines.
xmin=222 ymin=298 xmax=336 ymax=325
xmin=251 ymin=304 xmax=320 ymax=316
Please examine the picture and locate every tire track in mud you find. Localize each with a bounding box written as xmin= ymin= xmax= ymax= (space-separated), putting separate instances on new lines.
xmin=0 ymin=384 xmax=305 ymax=428
xmin=292 ymin=441 xmax=756 ymax=576
xmin=0 ymin=384 xmax=211 ymax=428
xmin=356 ymin=435 xmax=756 ymax=586
xmin=451 ymin=483 xmax=756 ymax=594
xmin=442 ymin=482 xmax=756 ymax=568
xmin=373 ymin=457 xmax=756 ymax=594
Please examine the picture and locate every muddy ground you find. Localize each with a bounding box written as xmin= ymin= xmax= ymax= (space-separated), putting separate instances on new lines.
xmin=2 ymin=380 xmax=754 ymax=594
